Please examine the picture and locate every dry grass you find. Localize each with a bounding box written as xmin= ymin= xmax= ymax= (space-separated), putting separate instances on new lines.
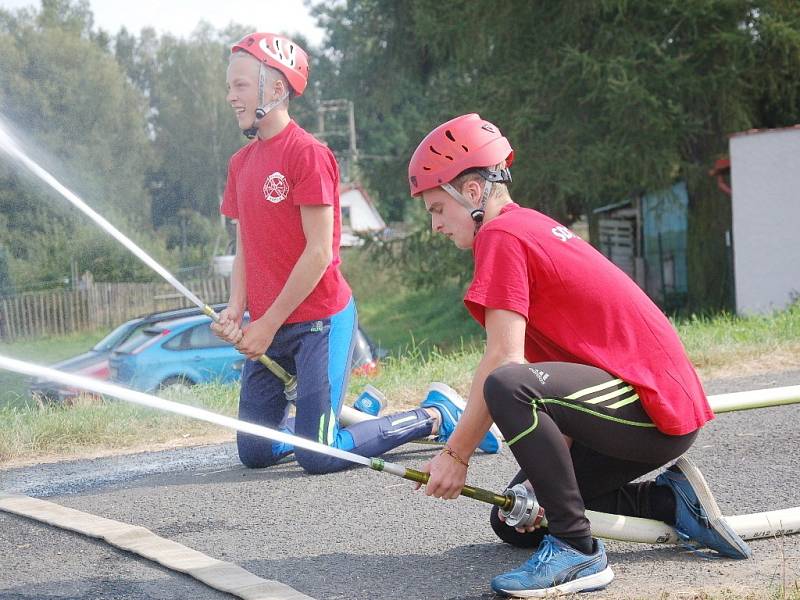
xmin=2 ymin=303 xmax=799 ymax=467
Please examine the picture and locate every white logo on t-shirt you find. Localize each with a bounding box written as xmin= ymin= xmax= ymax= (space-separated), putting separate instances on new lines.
xmin=552 ymin=226 xmax=575 ymax=242
xmin=263 ymin=172 xmax=289 ymax=203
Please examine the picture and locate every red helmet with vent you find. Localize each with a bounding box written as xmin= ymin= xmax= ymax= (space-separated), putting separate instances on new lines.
xmin=231 ymin=32 xmax=309 ymax=96
xmin=408 ymin=113 xmax=514 ymax=196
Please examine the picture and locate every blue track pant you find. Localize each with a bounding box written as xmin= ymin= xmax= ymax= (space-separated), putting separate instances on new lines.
xmin=237 ymin=298 xmax=434 ymax=473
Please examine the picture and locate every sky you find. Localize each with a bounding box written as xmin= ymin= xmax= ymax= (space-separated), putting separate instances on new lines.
xmin=0 ymin=0 xmax=325 ymax=45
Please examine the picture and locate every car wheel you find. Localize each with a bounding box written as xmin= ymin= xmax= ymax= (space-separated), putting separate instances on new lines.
xmin=157 ymin=376 xmax=195 ymax=398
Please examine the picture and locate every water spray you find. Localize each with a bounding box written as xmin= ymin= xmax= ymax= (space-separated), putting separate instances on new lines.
xmin=1 ymin=354 xmax=799 ymax=544
xmin=0 ymin=355 xmax=508 ymax=506
xmin=0 ymin=117 xmax=381 ymax=426
xmin=0 ymin=119 xmax=304 ymax=401
xmin=3 ymin=119 xmax=800 ymax=545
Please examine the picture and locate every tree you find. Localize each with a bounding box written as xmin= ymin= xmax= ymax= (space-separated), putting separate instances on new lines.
xmin=142 ymin=24 xmax=245 ymax=227
xmin=310 ymin=1 xmax=800 ymax=309
xmin=117 ymin=23 xmax=326 ymax=265
xmin=0 ymin=1 xmax=169 ymax=287
xmin=310 ymin=0 xmax=442 ymax=223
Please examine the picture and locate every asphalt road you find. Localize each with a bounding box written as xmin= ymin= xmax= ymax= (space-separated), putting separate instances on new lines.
xmin=2 ymin=370 xmax=799 ymax=600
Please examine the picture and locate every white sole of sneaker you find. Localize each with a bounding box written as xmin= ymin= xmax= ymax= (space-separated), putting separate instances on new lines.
xmin=674 ymin=456 xmax=752 ymax=558
xmin=495 ymin=566 xmax=614 ymax=597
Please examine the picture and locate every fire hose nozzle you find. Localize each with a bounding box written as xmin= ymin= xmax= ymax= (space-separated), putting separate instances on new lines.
xmin=202 ymin=304 xmax=298 ymax=400
xmin=500 ymin=483 xmax=546 ymax=529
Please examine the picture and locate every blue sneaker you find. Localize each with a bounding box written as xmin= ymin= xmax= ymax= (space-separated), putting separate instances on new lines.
xmin=491 ymin=534 xmax=614 ymax=597
xmin=656 ymin=456 xmax=751 ymax=559
xmin=420 ymin=382 xmax=502 ymax=453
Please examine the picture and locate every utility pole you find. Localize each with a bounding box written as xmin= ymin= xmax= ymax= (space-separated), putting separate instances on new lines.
xmin=316 ymin=99 xmax=358 ymax=182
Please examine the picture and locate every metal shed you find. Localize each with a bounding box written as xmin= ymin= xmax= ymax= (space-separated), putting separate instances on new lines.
xmin=590 ymin=182 xmax=689 ymax=311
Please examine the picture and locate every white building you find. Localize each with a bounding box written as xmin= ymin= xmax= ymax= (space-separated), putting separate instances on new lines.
xmin=338 ymin=183 xmax=387 ymax=247
xmin=729 ymin=125 xmax=800 ymax=315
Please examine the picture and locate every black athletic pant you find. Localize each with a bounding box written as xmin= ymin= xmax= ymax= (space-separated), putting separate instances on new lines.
xmin=484 ymin=362 xmax=698 ymax=549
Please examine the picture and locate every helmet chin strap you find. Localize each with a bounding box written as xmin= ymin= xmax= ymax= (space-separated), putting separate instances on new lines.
xmin=441 ymin=179 xmax=495 ymax=234
xmin=243 ymin=63 xmax=291 ymax=139
xmin=441 ymin=167 xmax=512 ymax=234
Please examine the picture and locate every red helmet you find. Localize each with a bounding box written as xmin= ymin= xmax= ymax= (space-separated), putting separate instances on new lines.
xmin=231 ymin=32 xmax=309 ymax=97
xmin=408 ymin=113 xmax=514 ymax=196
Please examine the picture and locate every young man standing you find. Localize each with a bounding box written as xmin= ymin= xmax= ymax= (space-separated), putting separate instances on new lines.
xmin=212 ymin=34 xmax=500 ymax=474
xmin=407 ymin=113 xmax=751 ymax=596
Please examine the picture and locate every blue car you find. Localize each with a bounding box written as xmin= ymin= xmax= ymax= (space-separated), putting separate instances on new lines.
xmin=109 ymin=312 xmax=384 ymax=393
xmin=108 ymin=314 xmax=249 ymax=393
xmin=30 ymin=303 xmax=228 ymax=403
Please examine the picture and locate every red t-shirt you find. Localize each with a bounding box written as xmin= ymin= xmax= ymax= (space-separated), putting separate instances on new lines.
xmin=220 ymin=121 xmax=351 ymax=323
xmin=464 ymin=203 xmax=713 ymax=435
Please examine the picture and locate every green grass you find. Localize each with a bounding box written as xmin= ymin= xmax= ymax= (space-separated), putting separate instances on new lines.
xmin=349 ymin=342 xmax=481 ymax=408
xmin=675 ymin=303 xmax=800 ymax=374
xmin=1 ymin=248 xmax=799 ymax=465
xmin=344 ymin=244 xmax=800 ymax=377
xmin=0 ymin=346 xmax=482 ymax=464
xmin=4 ymin=298 xmax=799 ymax=465
xmin=0 ymin=382 xmax=239 ymax=463
xmin=355 ymin=283 xmax=483 ymax=353
xmin=0 ymin=328 xmax=108 ymax=409
xmin=1 ymin=262 xmax=798 ymax=598
xmin=341 ymin=247 xmax=483 ymax=353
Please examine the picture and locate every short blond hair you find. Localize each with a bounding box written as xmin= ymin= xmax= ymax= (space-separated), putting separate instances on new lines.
xmin=451 ymin=163 xmax=510 ymax=201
